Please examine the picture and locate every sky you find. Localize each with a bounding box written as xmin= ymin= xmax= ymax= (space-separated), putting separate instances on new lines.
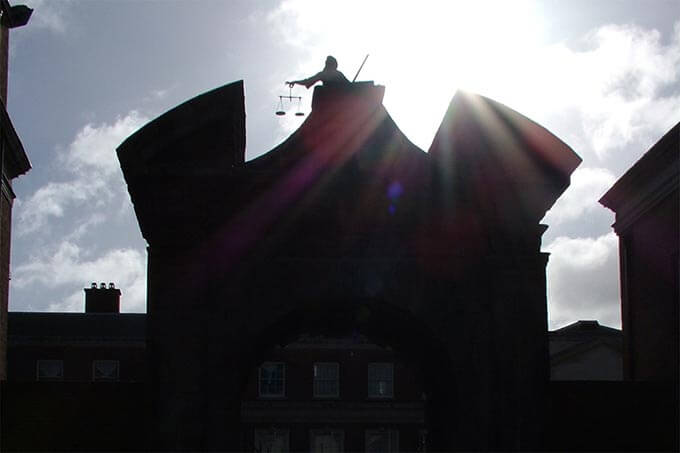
xmin=5 ymin=0 xmax=680 ymax=329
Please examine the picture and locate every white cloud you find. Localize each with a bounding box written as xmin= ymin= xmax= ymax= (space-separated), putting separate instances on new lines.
xmin=11 ymin=108 xmax=152 ymax=312
xmin=543 ymin=167 xmax=616 ymax=226
xmin=63 ymin=111 xmax=148 ymax=177
xmin=499 ymin=22 xmax=680 ymax=164
xmin=13 ymin=241 xmax=146 ymax=312
xmin=537 ymin=23 xmax=680 ymax=330
xmin=48 ymin=290 xmax=84 ymax=312
xmin=16 ymin=111 xmax=148 ymax=236
xmin=64 ymin=212 xmax=106 ymax=241
xmin=16 ymin=179 xmax=107 ymax=235
xmin=151 ymin=89 xmax=168 ymax=100
xmin=545 ymin=233 xmax=620 ymax=329
xmin=140 ymin=86 xmax=175 ymax=105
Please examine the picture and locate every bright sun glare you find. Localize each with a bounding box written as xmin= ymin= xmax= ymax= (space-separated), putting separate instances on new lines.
xmin=275 ymin=0 xmax=546 ymax=151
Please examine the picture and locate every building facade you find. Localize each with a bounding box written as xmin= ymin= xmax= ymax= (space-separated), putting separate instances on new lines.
xmin=5 ymin=285 xmax=427 ymax=452
xmin=4 ymin=83 xmax=677 ymax=451
xmin=7 ymin=284 xmax=146 ymax=384
xmin=548 ymin=320 xmax=622 ymax=381
xmin=116 ymin=81 xmax=581 ymax=451
xmin=0 ymin=0 xmax=31 ymax=384
xmin=241 ymin=334 xmax=426 ymax=452
xmin=600 ymin=121 xmax=679 ymax=384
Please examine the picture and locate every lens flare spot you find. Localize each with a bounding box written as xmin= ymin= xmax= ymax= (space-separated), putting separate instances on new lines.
xmin=387 ymin=181 xmax=403 ymax=200
xmin=387 ymin=181 xmax=403 ymax=215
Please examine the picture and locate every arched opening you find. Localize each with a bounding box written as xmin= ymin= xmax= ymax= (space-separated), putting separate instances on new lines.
xmin=236 ymin=299 xmax=457 ymax=452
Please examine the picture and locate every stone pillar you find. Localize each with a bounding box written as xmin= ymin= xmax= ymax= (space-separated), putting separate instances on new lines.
xmin=489 ymin=252 xmax=550 ymax=450
xmin=147 ymin=246 xmax=211 ymax=450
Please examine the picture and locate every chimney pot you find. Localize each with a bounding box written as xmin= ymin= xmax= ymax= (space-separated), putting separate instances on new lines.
xmin=84 ymin=283 xmax=122 ymax=313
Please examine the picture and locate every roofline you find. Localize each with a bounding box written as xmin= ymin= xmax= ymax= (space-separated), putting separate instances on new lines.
xmin=600 ymin=121 xmax=680 ymax=211
xmin=117 ymin=80 xmax=245 ymax=167
xmin=8 ymin=311 xmax=147 ymax=317
xmin=549 ymin=320 xmax=621 ymax=335
xmin=432 ymin=90 xmax=582 ymax=176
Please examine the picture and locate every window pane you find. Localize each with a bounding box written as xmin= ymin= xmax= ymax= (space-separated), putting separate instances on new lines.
xmin=315 ymin=379 xmax=339 ymax=397
xmin=259 ymin=363 xmax=285 ymax=397
xmin=366 ymin=431 xmax=389 ymax=452
xmin=314 ymin=363 xmax=338 ymax=379
xmin=314 ymin=363 xmax=339 ymax=397
xmin=37 ymin=360 xmax=63 ymax=381
xmin=311 ymin=430 xmax=343 ymax=453
xmin=368 ymin=363 xmax=393 ymax=397
xmin=93 ymin=360 xmax=120 ymax=381
xmin=366 ymin=429 xmax=399 ymax=453
xmin=254 ymin=429 xmax=289 ymax=453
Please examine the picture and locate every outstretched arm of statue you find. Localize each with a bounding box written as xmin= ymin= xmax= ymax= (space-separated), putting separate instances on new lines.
xmin=286 ymin=72 xmax=322 ymax=89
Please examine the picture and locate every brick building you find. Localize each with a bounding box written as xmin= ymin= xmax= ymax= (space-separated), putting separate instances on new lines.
xmin=0 ymin=0 xmax=32 ymax=383
xmin=600 ymin=121 xmax=679 ymax=384
xmin=3 ymin=284 xmax=146 ymax=451
xmin=5 ymin=296 xmax=635 ymax=452
xmin=5 ymin=286 xmax=426 ymax=452
xmin=6 ymin=284 xmax=146 ymax=384
xmin=241 ymin=334 xmax=426 ymax=452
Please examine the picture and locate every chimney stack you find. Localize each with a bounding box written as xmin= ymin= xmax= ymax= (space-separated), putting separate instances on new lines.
xmin=84 ymin=282 xmax=121 ymax=313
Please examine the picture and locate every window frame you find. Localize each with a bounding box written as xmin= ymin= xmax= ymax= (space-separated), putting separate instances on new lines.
xmin=313 ymin=362 xmax=340 ymax=398
xmin=365 ymin=428 xmax=399 ymax=453
xmin=310 ymin=428 xmax=344 ymax=453
xmin=258 ymin=362 xmax=286 ymax=398
xmin=367 ymin=362 xmax=394 ymax=398
xmin=254 ymin=428 xmax=289 ymax=452
xmin=36 ymin=359 xmax=64 ymax=381
xmin=92 ymin=359 xmax=120 ymax=382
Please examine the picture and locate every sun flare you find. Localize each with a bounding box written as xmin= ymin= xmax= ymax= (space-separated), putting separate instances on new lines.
xmin=274 ymin=0 xmax=547 ymax=150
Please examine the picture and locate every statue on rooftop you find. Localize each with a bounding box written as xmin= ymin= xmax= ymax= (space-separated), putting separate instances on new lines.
xmin=287 ymin=56 xmax=350 ymax=89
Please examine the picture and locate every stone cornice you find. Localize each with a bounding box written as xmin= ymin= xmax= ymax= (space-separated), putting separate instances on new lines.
xmin=600 ymin=122 xmax=679 ymax=235
xmin=0 ymin=99 xmax=30 ymax=179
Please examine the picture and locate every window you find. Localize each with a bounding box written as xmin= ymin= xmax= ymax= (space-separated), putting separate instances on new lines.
xmin=310 ymin=429 xmax=344 ymax=453
xmin=93 ymin=360 xmax=120 ymax=381
xmin=259 ymin=362 xmax=285 ymax=397
xmin=365 ymin=429 xmax=399 ymax=453
xmin=254 ymin=428 xmax=289 ymax=452
xmin=368 ymin=363 xmax=393 ymax=398
xmin=313 ymin=362 xmax=339 ymax=398
xmin=36 ymin=360 xmax=63 ymax=381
